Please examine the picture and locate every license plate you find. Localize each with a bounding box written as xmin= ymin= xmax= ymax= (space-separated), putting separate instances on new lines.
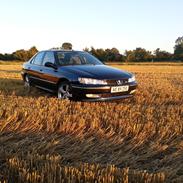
xmin=111 ymin=86 xmax=129 ymax=93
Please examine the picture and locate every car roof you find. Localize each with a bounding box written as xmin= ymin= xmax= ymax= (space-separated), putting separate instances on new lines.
xmin=41 ymin=49 xmax=84 ymax=54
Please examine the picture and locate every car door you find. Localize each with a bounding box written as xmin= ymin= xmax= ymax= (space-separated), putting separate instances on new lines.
xmin=39 ymin=51 xmax=59 ymax=91
xmin=26 ymin=51 xmax=45 ymax=86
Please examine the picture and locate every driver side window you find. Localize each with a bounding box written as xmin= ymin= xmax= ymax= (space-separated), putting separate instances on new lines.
xmin=42 ymin=52 xmax=55 ymax=66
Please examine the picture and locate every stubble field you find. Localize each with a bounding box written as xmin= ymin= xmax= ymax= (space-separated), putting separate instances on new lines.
xmin=0 ymin=62 xmax=183 ymax=183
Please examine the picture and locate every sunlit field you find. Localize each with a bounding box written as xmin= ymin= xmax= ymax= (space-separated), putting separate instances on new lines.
xmin=0 ymin=62 xmax=183 ymax=182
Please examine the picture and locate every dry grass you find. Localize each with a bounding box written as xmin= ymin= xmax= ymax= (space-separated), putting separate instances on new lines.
xmin=0 ymin=63 xmax=183 ymax=182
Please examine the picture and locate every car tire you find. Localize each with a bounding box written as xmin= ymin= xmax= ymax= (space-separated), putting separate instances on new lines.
xmin=57 ymin=81 xmax=72 ymax=99
xmin=24 ymin=75 xmax=31 ymax=92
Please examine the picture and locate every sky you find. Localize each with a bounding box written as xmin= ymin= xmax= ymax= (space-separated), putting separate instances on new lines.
xmin=0 ymin=0 xmax=183 ymax=54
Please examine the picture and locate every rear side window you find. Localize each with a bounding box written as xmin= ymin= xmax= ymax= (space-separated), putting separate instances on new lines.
xmin=32 ymin=52 xmax=45 ymax=65
xmin=42 ymin=52 xmax=55 ymax=66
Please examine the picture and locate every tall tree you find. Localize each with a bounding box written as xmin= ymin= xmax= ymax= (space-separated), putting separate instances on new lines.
xmin=13 ymin=46 xmax=38 ymax=61
xmin=88 ymin=47 xmax=124 ymax=62
xmin=154 ymin=48 xmax=172 ymax=61
xmin=28 ymin=46 xmax=38 ymax=59
xmin=125 ymin=48 xmax=152 ymax=62
xmin=174 ymin=36 xmax=183 ymax=60
xmin=62 ymin=42 xmax=72 ymax=50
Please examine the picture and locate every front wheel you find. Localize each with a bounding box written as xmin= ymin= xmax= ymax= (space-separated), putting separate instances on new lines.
xmin=57 ymin=81 xmax=72 ymax=99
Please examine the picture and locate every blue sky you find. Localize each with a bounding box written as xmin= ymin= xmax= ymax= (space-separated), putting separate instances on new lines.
xmin=0 ymin=0 xmax=182 ymax=53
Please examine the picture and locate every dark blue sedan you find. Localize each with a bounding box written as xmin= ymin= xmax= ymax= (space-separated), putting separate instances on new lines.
xmin=21 ymin=50 xmax=137 ymax=101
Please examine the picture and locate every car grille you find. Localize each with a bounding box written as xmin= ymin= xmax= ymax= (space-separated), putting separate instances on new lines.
xmin=107 ymin=79 xmax=128 ymax=85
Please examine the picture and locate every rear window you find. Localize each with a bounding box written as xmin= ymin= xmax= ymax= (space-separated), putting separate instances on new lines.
xmin=32 ymin=52 xmax=45 ymax=65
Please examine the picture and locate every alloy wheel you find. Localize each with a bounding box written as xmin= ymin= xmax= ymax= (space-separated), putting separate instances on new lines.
xmin=24 ymin=75 xmax=30 ymax=88
xmin=58 ymin=82 xmax=72 ymax=99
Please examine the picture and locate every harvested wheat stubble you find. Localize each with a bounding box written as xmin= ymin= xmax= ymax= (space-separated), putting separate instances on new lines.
xmin=0 ymin=64 xmax=183 ymax=182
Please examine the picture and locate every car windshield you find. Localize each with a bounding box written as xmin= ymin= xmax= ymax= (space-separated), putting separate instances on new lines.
xmin=56 ymin=52 xmax=103 ymax=66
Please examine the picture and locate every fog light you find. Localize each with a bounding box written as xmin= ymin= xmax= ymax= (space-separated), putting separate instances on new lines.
xmin=130 ymin=89 xmax=136 ymax=94
xmin=86 ymin=94 xmax=100 ymax=98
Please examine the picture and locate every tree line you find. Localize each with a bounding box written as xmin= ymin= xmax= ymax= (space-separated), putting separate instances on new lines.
xmin=83 ymin=47 xmax=174 ymax=62
xmin=0 ymin=46 xmax=38 ymax=61
xmin=84 ymin=36 xmax=183 ymax=62
xmin=0 ymin=36 xmax=183 ymax=62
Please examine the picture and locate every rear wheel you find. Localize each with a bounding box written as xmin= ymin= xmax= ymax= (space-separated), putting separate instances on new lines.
xmin=24 ymin=75 xmax=31 ymax=92
xmin=57 ymin=81 xmax=72 ymax=99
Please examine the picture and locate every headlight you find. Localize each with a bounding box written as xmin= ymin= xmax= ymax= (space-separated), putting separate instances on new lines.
xmin=128 ymin=75 xmax=136 ymax=83
xmin=78 ymin=78 xmax=107 ymax=85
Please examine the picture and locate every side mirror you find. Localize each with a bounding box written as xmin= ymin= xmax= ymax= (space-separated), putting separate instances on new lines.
xmin=45 ymin=62 xmax=57 ymax=70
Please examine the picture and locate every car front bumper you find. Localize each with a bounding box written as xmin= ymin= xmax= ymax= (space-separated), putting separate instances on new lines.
xmin=71 ymin=82 xmax=137 ymax=101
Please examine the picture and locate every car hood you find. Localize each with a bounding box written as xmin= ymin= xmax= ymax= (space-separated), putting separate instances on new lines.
xmin=60 ymin=65 xmax=132 ymax=79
